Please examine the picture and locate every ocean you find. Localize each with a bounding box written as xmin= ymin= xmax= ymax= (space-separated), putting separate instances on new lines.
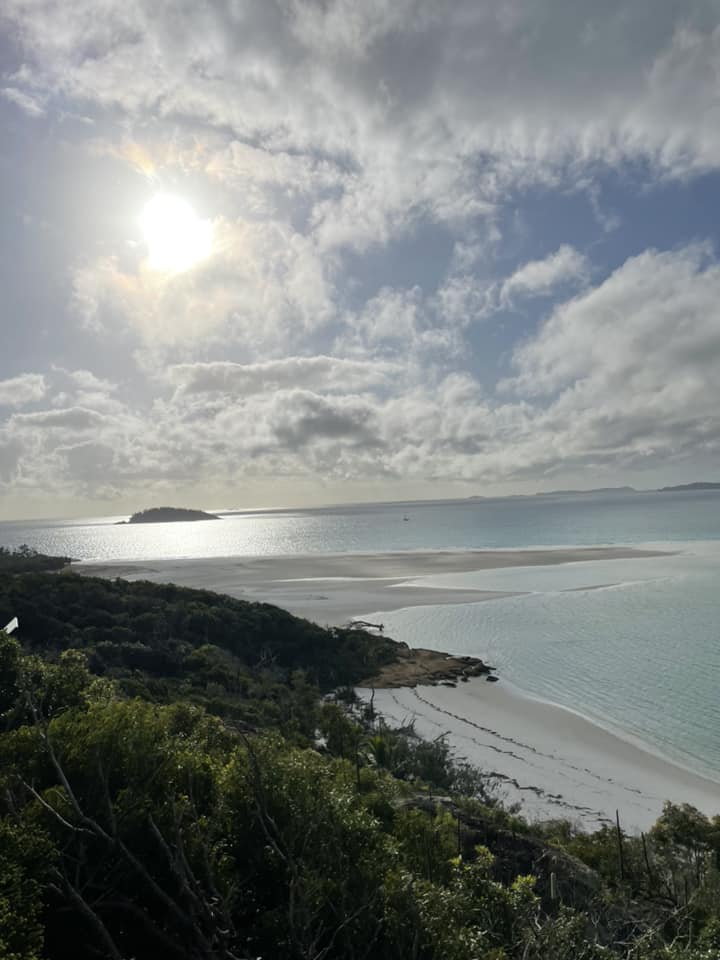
xmin=2 ymin=488 xmax=720 ymax=780
xmin=2 ymin=488 xmax=720 ymax=560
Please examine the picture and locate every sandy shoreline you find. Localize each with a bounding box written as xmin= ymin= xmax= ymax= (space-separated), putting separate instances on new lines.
xmin=77 ymin=545 xmax=667 ymax=626
xmin=358 ymin=680 xmax=720 ymax=832
xmin=75 ymin=544 xmax=720 ymax=831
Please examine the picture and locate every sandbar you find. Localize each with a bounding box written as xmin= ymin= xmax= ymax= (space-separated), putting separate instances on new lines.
xmin=76 ymin=545 xmax=667 ymax=626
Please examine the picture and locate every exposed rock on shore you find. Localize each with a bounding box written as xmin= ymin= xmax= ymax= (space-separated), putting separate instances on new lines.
xmin=362 ymin=644 xmax=495 ymax=688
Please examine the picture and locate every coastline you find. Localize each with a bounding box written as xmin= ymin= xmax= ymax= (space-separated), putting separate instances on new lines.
xmin=74 ymin=544 xmax=720 ymax=831
xmin=357 ymin=679 xmax=720 ymax=832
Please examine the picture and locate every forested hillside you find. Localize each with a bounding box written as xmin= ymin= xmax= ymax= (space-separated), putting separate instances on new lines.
xmin=1 ymin=558 xmax=719 ymax=959
xmin=0 ymin=570 xmax=397 ymax=730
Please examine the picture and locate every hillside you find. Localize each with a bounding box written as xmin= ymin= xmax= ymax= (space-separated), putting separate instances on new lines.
xmin=0 ymin=572 xmax=398 ymax=726
xmin=0 ymin=566 xmax=719 ymax=960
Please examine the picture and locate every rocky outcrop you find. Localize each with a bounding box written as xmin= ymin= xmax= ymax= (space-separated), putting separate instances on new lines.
xmin=362 ymin=646 xmax=495 ymax=688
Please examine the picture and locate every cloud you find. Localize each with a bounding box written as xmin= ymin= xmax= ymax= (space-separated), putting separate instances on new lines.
xmin=57 ymin=441 xmax=124 ymax=500
xmin=0 ymin=373 xmax=47 ymax=406
xmin=499 ymin=246 xmax=588 ymax=307
xmin=342 ymin=282 xmax=478 ymax=360
xmin=0 ymin=436 xmax=23 ymax=482
xmin=11 ymin=407 xmax=109 ymax=430
xmin=4 ymin=238 xmax=720 ymax=506
xmin=490 ymin=245 xmax=720 ymax=475
xmin=4 ymin=3 xmax=720 ymax=512
xmin=1 ymin=85 xmax=45 ymax=117
xmin=169 ymin=356 xmax=403 ymax=396
xmin=4 ymin=0 xmax=720 ymax=265
xmin=64 ymin=369 xmax=115 ymax=391
xmin=73 ymin=218 xmax=336 ymax=350
xmin=354 ymin=287 xmax=423 ymax=344
xmin=268 ymin=390 xmax=379 ymax=449
xmin=505 ymin=244 xmax=720 ymax=398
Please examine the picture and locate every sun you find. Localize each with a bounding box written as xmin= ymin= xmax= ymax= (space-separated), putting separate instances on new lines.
xmin=140 ymin=193 xmax=213 ymax=273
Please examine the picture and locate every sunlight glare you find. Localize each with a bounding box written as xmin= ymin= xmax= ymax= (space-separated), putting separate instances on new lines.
xmin=140 ymin=193 xmax=213 ymax=273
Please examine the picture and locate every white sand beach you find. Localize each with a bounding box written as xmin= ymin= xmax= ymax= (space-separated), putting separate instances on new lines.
xmin=357 ymin=680 xmax=720 ymax=833
xmin=77 ymin=544 xmax=720 ymax=832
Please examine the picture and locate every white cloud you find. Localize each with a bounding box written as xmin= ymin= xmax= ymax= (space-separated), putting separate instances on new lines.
xmin=4 ymin=0 xmax=720 ymax=263
xmin=485 ymin=245 xmax=720 ymax=476
xmin=499 ymin=245 xmax=588 ymax=307
xmin=5 ymin=238 xmax=720 ymax=506
xmin=506 ymin=245 xmax=720 ymax=398
xmin=66 ymin=369 xmax=116 ymax=392
xmin=287 ymin=0 xmax=432 ymax=60
xmin=11 ymin=407 xmax=109 ymax=430
xmin=169 ymin=356 xmax=403 ymax=396
xmin=0 ymin=373 xmax=47 ymax=406
xmin=4 ymin=3 xmax=720 ymax=511
xmin=354 ymin=287 xmax=423 ymax=344
xmin=73 ymin=218 xmax=336 ymax=350
xmin=0 ymin=435 xmax=23 ymax=482
xmin=1 ymin=85 xmax=45 ymax=117
xmin=341 ymin=280 xmax=481 ymax=361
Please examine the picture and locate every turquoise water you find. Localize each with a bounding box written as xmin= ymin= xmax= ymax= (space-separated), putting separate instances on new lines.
xmin=371 ymin=542 xmax=720 ymax=781
xmin=2 ymin=489 xmax=720 ymax=561
xmin=2 ymin=490 xmax=720 ymax=779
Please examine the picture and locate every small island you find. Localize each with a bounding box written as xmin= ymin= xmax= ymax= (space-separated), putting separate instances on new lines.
xmin=658 ymin=481 xmax=720 ymax=492
xmin=122 ymin=507 xmax=221 ymax=524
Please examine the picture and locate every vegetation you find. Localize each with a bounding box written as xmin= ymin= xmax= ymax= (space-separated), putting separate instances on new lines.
xmin=125 ymin=507 xmax=220 ymax=523
xmin=0 ymin=546 xmax=71 ymax=575
xmin=0 ymin=572 xmax=397 ymax=732
xmin=0 ymin=562 xmax=719 ymax=959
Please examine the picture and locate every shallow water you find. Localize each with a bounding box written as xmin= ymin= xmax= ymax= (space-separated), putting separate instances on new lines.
xmin=371 ymin=542 xmax=720 ymax=781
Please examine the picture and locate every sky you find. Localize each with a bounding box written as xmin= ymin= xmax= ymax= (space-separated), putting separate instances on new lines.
xmin=2 ymin=1 xmax=720 ymax=519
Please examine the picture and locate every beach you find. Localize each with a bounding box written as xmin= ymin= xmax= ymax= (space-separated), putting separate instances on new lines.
xmin=77 ymin=545 xmax=666 ymax=625
xmin=357 ymin=680 xmax=720 ymax=832
xmin=77 ymin=544 xmax=720 ymax=832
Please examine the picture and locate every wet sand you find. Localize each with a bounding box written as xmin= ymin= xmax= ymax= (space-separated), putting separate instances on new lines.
xmin=77 ymin=545 xmax=667 ymax=625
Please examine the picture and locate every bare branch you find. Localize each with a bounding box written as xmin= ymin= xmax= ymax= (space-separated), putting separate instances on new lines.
xmin=21 ymin=779 xmax=94 ymax=836
xmin=50 ymin=870 xmax=125 ymax=960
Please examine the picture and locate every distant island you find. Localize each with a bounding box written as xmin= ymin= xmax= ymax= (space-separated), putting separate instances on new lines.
xmin=468 ymin=482 xmax=720 ymax=499
xmin=468 ymin=486 xmax=638 ymax=500
xmin=122 ymin=507 xmax=221 ymax=524
xmin=658 ymin=482 xmax=720 ymax=492
xmin=536 ymin=486 xmax=637 ymax=496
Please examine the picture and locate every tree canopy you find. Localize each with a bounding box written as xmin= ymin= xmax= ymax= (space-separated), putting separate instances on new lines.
xmin=0 ymin=566 xmax=718 ymax=960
